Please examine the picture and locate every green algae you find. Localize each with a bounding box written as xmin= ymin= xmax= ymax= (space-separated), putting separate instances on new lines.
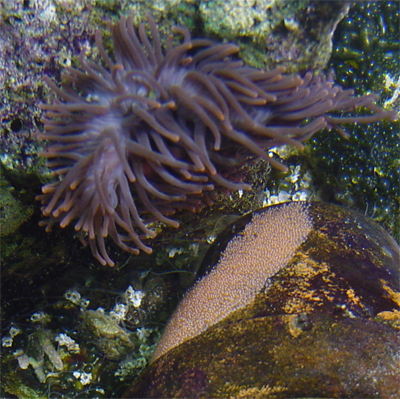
xmin=0 ymin=175 xmax=33 ymax=237
xmin=307 ymin=1 xmax=400 ymax=242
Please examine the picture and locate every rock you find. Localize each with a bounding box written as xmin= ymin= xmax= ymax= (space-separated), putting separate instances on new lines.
xmin=125 ymin=201 xmax=400 ymax=398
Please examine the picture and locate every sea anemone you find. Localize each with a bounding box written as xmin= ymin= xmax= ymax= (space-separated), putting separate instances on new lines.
xmin=37 ymin=15 xmax=397 ymax=267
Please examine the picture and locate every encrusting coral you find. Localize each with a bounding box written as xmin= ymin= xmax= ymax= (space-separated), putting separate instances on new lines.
xmin=37 ymin=15 xmax=397 ymax=266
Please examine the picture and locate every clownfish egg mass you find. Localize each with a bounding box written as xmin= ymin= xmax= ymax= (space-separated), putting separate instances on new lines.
xmin=152 ymin=201 xmax=313 ymax=361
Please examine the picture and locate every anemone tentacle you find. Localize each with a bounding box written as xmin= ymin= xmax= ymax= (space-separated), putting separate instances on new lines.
xmin=37 ymin=15 xmax=397 ymax=266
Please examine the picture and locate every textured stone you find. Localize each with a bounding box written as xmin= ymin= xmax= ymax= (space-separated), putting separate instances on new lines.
xmin=125 ymin=202 xmax=400 ymax=398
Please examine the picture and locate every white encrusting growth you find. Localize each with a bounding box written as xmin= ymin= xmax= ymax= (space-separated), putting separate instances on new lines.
xmin=152 ymin=201 xmax=313 ymax=361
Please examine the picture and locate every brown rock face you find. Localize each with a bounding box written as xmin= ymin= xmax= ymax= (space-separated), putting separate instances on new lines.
xmin=125 ymin=202 xmax=400 ymax=399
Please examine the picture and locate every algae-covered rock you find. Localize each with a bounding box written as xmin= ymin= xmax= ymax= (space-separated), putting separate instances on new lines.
xmin=126 ymin=202 xmax=400 ymax=398
xmin=129 ymin=315 xmax=399 ymax=398
xmin=0 ymin=175 xmax=33 ymax=237
xmin=199 ymin=0 xmax=351 ymax=72
xmin=80 ymin=310 xmax=136 ymax=361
